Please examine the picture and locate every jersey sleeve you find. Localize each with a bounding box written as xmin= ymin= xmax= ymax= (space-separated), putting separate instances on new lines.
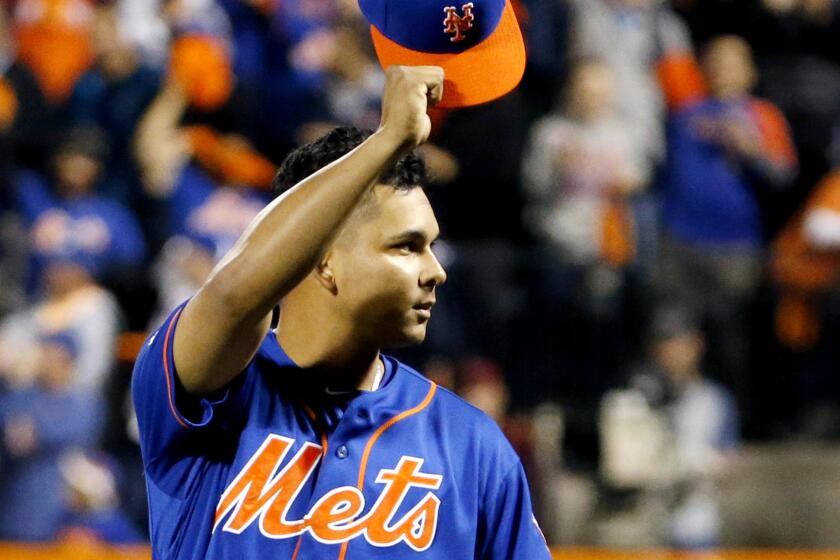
xmin=131 ymin=301 xmax=256 ymax=495
xmin=478 ymin=461 xmax=551 ymax=560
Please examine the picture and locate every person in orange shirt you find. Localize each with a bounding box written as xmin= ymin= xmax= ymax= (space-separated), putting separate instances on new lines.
xmin=12 ymin=0 xmax=95 ymax=105
xmin=771 ymin=170 xmax=840 ymax=350
xmin=1 ymin=6 xmax=50 ymax=169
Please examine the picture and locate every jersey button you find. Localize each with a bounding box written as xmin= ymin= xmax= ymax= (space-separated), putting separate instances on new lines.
xmin=335 ymin=445 xmax=349 ymax=459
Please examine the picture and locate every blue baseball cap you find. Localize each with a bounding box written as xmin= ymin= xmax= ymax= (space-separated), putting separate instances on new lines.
xmin=358 ymin=0 xmax=526 ymax=108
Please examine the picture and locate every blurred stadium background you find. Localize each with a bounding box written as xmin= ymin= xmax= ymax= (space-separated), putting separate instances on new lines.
xmin=1 ymin=0 xmax=840 ymax=555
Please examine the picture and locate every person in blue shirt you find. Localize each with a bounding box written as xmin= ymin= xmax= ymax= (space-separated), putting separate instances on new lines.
xmin=13 ymin=125 xmax=147 ymax=294
xmin=133 ymin=66 xmax=549 ymax=559
xmin=0 ymin=332 xmax=104 ymax=541
xmin=67 ymin=4 xmax=161 ymax=206
xmin=657 ymin=35 xmax=797 ymax=405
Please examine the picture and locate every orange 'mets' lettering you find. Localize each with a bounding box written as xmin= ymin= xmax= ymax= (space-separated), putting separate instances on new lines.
xmin=213 ymin=435 xmax=322 ymax=536
xmin=213 ymin=434 xmax=443 ymax=551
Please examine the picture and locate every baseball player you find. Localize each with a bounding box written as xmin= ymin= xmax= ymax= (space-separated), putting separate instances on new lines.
xmin=133 ymin=66 xmax=550 ymax=559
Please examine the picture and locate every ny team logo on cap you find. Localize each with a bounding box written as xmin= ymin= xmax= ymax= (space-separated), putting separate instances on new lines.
xmin=443 ymin=3 xmax=475 ymax=43
xmin=358 ymin=0 xmax=526 ymax=108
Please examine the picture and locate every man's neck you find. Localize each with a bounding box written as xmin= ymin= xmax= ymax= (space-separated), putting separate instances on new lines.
xmin=274 ymin=311 xmax=382 ymax=392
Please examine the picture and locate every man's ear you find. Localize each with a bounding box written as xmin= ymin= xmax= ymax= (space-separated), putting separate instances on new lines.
xmin=314 ymin=255 xmax=338 ymax=294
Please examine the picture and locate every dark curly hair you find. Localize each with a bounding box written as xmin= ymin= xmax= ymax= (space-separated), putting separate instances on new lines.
xmin=272 ymin=126 xmax=427 ymax=198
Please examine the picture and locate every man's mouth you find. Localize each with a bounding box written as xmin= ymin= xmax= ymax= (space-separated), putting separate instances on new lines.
xmin=412 ymin=301 xmax=435 ymax=319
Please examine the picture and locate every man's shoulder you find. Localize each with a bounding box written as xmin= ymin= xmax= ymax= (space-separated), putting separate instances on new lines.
xmin=391 ymin=360 xmax=517 ymax=457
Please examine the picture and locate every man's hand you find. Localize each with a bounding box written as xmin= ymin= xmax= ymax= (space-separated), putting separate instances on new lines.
xmin=378 ymin=66 xmax=444 ymax=152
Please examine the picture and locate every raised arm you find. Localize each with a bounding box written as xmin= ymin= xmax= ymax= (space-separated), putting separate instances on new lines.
xmin=172 ymin=66 xmax=444 ymax=395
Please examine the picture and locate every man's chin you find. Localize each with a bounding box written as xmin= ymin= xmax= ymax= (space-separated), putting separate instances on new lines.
xmin=382 ymin=324 xmax=428 ymax=349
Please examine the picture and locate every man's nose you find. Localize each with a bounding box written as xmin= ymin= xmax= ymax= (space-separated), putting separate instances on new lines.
xmin=421 ymin=251 xmax=447 ymax=288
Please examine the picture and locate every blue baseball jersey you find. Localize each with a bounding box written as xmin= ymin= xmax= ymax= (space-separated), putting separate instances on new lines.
xmin=132 ymin=303 xmax=550 ymax=559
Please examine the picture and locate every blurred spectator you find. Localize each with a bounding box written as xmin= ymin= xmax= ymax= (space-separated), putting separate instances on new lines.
xmin=772 ymin=169 xmax=840 ymax=350
xmin=523 ymin=60 xmax=650 ymax=270
xmin=0 ymin=332 xmax=105 ymax=541
xmin=656 ymin=35 xmax=796 ymax=401
xmin=1 ymin=7 xmax=50 ymax=316
xmin=520 ymin=60 xmax=650 ymax=409
xmin=0 ymin=125 xmax=130 ymax=392
xmin=13 ymin=126 xmax=147 ymax=292
xmin=599 ymin=306 xmax=739 ymax=548
xmin=0 ymin=259 xmax=121 ymax=394
xmin=134 ymin=79 xmax=268 ymax=326
xmin=675 ymin=0 xmax=840 ymax=236
xmin=160 ymin=1 xmax=263 ymax=147
xmin=0 ymin=7 xmax=52 ymax=175
xmin=135 ymin=52 xmax=273 ymax=208
xmin=141 ymin=153 xmax=266 ymax=327
xmin=568 ymin=0 xmax=704 ymax=164
xmin=646 ymin=307 xmax=738 ymax=548
xmin=769 ymin=168 xmax=840 ymax=435
xmin=12 ymin=0 xmax=96 ymax=106
xmin=57 ymin=450 xmax=144 ymax=545
xmin=67 ymin=5 xmax=162 ymax=205
xmin=146 ymin=184 xmax=264 ymax=330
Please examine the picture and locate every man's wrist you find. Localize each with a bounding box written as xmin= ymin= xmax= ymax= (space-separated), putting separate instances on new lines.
xmin=370 ymin=126 xmax=412 ymax=158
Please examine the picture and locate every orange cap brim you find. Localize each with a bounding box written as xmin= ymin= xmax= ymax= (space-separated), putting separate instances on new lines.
xmin=369 ymin=0 xmax=526 ymax=109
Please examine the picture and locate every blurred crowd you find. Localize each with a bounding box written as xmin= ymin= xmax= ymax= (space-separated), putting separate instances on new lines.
xmin=1 ymin=0 xmax=840 ymax=549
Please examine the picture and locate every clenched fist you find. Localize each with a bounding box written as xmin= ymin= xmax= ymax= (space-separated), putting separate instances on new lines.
xmin=378 ymin=65 xmax=444 ymax=152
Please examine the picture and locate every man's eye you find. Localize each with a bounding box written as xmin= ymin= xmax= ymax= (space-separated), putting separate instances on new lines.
xmin=393 ymin=243 xmax=416 ymax=254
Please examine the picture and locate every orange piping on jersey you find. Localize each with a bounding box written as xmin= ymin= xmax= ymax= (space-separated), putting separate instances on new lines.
xmin=301 ymin=402 xmax=329 ymax=455
xmin=291 ymin=402 xmax=329 ymax=557
xmin=302 ymin=404 xmax=317 ymax=421
xmin=337 ymin=381 xmax=438 ymax=560
xmin=291 ymin=534 xmax=303 ymax=560
xmin=162 ymin=308 xmax=190 ymax=429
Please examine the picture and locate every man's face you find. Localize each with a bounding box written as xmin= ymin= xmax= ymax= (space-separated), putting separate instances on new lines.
xmin=55 ymin=152 xmax=101 ymax=198
xmin=703 ymin=36 xmax=756 ymax=100
xmin=328 ymin=185 xmax=446 ymax=348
